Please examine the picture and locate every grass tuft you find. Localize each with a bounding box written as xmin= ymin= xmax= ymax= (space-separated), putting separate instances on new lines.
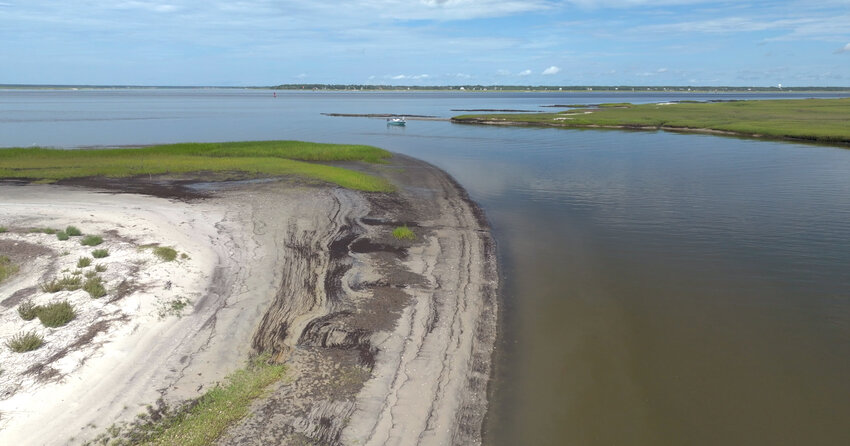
xmin=6 ymin=330 xmax=44 ymax=353
xmin=153 ymin=246 xmax=178 ymax=262
xmin=81 ymin=235 xmax=104 ymax=246
xmin=0 ymin=255 xmax=19 ymax=283
xmin=83 ymin=276 xmax=107 ymax=298
xmin=392 ymin=225 xmax=416 ymax=241
xmin=95 ymin=263 xmax=108 ymax=273
xmin=18 ymin=300 xmax=40 ymax=321
xmin=56 ymin=231 xmax=69 ymax=241
xmin=65 ymin=225 xmax=82 ymax=236
xmin=41 ymin=275 xmax=83 ymax=293
xmin=37 ymin=300 xmax=76 ymax=327
xmin=92 ymin=248 xmax=109 ymax=258
xmin=77 ymin=257 xmax=92 ymax=268
xmin=0 ymin=226 xmax=7 ymax=233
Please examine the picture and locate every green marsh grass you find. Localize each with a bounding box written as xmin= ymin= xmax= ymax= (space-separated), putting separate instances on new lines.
xmin=454 ymin=98 xmax=850 ymax=145
xmin=0 ymin=140 xmax=394 ymax=192
xmin=65 ymin=225 xmax=82 ymax=236
xmin=6 ymin=330 xmax=44 ymax=353
xmin=112 ymin=355 xmax=285 ymax=446
xmin=0 ymin=255 xmax=19 ymax=283
xmin=81 ymin=235 xmax=103 ymax=246
xmin=392 ymin=225 xmax=416 ymax=241
xmin=92 ymin=248 xmax=109 ymax=258
xmin=153 ymin=246 xmax=178 ymax=262
xmin=36 ymin=300 xmax=76 ymax=327
xmin=83 ymin=276 xmax=107 ymax=298
xmin=18 ymin=300 xmax=39 ymax=321
xmin=41 ymin=275 xmax=82 ymax=293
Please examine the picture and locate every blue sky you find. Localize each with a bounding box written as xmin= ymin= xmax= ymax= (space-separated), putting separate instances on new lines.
xmin=1 ymin=1 xmax=848 ymax=86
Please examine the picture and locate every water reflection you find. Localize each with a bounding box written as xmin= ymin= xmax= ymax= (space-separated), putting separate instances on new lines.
xmin=2 ymin=90 xmax=849 ymax=445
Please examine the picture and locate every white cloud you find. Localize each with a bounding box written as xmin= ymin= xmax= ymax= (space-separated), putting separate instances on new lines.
xmin=835 ymin=43 xmax=850 ymax=53
xmin=542 ymin=65 xmax=561 ymax=75
xmin=389 ymin=73 xmax=430 ymax=80
xmin=518 ymin=69 xmax=532 ymax=76
xmin=657 ymin=67 xmax=668 ymax=73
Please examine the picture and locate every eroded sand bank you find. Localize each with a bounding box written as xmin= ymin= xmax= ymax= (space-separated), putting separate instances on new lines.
xmin=0 ymin=154 xmax=497 ymax=445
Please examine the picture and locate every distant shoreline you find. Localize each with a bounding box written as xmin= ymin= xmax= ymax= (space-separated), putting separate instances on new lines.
xmin=452 ymin=98 xmax=850 ymax=147
xmin=3 ymin=84 xmax=850 ymax=93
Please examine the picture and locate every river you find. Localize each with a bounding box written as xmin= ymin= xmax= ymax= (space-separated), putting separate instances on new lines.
xmin=2 ymin=89 xmax=849 ymax=445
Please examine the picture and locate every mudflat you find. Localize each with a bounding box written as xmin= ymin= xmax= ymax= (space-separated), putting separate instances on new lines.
xmin=0 ymin=153 xmax=497 ymax=445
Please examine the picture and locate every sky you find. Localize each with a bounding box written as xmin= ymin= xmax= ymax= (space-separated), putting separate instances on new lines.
xmin=1 ymin=0 xmax=848 ymax=86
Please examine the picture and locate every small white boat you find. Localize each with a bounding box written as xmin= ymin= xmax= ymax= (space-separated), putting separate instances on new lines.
xmin=387 ymin=116 xmax=406 ymax=126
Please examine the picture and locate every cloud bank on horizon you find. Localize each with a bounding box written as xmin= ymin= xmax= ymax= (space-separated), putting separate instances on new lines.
xmin=1 ymin=0 xmax=848 ymax=86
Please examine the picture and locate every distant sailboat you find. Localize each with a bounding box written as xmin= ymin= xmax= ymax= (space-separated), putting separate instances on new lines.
xmin=387 ymin=116 xmax=406 ymax=126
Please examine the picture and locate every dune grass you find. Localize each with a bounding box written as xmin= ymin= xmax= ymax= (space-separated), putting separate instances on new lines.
xmin=0 ymin=255 xmax=18 ymax=283
xmin=453 ymin=98 xmax=850 ymax=145
xmin=36 ymin=300 xmax=76 ymax=327
xmin=6 ymin=330 xmax=44 ymax=353
xmin=91 ymin=248 xmax=109 ymax=258
xmin=65 ymin=225 xmax=83 ymax=236
xmin=18 ymin=300 xmax=39 ymax=321
xmin=153 ymin=246 xmax=178 ymax=262
xmin=0 ymin=140 xmax=394 ymax=192
xmin=77 ymin=257 xmax=92 ymax=268
xmin=81 ymin=235 xmax=103 ymax=246
xmin=94 ymin=355 xmax=285 ymax=446
xmin=392 ymin=225 xmax=416 ymax=241
xmin=83 ymin=276 xmax=107 ymax=298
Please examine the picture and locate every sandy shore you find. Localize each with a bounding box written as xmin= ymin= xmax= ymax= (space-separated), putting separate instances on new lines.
xmin=0 ymin=154 xmax=498 ymax=445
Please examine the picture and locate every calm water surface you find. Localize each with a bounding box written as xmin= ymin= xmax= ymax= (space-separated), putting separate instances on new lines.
xmin=2 ymin=90 xmax=849 ymax=445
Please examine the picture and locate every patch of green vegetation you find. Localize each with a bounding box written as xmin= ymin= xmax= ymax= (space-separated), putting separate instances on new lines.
xmin=18 ymin=300 xmax=39 ymax=321
xmin=29 ymin=227 xmax=58 ymax=235
xmin=453 ymin=98 xmax=850 ymax=145
xmin=36 ymin=300 xmax=76 ymax=327
xmin=83 ymin=276 xmax=107 ymax=298
xmin=41 ymin=275 xmax=83 ymax=293
xmin=81 ymin=235 xmax=104 ymax=246
xmin=0 ymin=226 xmax=7 ymax=233
xmin=85 ymin=270 xmax=97 ymax=279
xmin=392 ymin=225 xmax=416 ymax=241
xmin=158 ymin=297 xmax=191 ymax=318
xmin=180 ymin=252 xmax=190 ymax=260
xmin=0 ymin=255 xmax=19 ymax=283
xmin=90 ymin=355 xmax=285 ymax=446
xmin=0 ymin=140 xmax=394 ymax=192
xmin=6 ymin=330 xmax=44 ymax=353
xmin=77 ymin=257 xmax=92 ymax=268
xmin=65 ymin=225 xmax=82 ymax=236
xmin=56 ymin=231 xmax=69 ymax=241
xmin=153 ymin=246 xmax=178 ymax=262
xmin=95 ymin=263 xmax=107 ymax=273
xmin=92 ymin=248 xmax=109 ymax=258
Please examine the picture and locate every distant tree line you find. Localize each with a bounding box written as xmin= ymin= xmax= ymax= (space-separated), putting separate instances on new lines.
xmin=271 ymin=84 xmax=850 ymax=92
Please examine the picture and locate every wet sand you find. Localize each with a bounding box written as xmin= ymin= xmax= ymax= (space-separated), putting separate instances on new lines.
xmin=0 ymin=154 xmax=497 ymax=445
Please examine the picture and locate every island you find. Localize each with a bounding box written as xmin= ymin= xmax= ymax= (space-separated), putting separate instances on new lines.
xmin=452 ymin=98 xmax=850 ymax=146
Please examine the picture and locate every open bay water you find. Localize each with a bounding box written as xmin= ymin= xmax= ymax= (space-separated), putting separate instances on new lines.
xmin=2 ymin=89 xmax=850 ymax=444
